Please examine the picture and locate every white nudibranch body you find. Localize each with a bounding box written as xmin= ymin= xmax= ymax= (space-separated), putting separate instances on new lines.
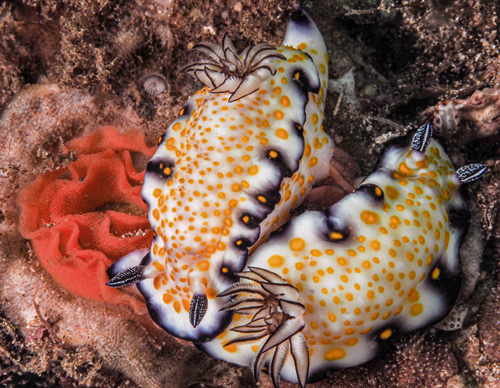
xmin=107 ymin=8 xmax=333 ymax=342
xmin=200 ymin=124 xmax=487 ymax=387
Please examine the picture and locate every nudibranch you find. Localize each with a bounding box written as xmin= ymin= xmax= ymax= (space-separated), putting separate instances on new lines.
xmin=200 ymin=124 xmax=487 ymax=387
xmin=107 ymin=9 xmax=333 ymax=342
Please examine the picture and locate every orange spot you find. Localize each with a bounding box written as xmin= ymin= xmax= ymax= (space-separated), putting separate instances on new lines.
xmin=163 ymin=293 xmax=173 ymax=304
xmin=268 ymin=255 xmax=284 ymax=268
xmin=224 ymin=342 xmax=238 ymax=353
xmin=386 ymin=185 xmax=399 ymax=200
xmin=308 ymin=157 xmax=318 ymax=167
xmin=344 ymin=338 xmax=358 ymax=346
xmin=173 ymin=301 xmax=181 ymax=313
xmin=380 ymin=329 xmax=392 ymax=339
xmin=360 ymin=210 xmax=380 ymax=225
xmin=370 ymin=240 xmax=381 ymax=250
xmin=153 ymin=188 xmax=162 ymax=198
xmin=324 ymin=348 xmax=346 ymax=361
xmin=206 ymin=288 xmax=217 ymax=299
xmin=276 ymin=128 xmax=288 ymax=139
xmin=410 ymin=303 xmax=424 ymax=316
xmin=153 ymin=262 xmax=166 ymax=272
xmin=398 ymin=162 xmax=414 ymax=177
xmin=274 ymin=110 xmax=284 ymax=120
xmin=280 ymin=95 xmax=291 ymax=107
xmin=290 ymin=237 xmax=305 ymax=251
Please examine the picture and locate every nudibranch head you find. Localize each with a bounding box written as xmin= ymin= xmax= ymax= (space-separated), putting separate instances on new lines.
xmin=107 ymin=8 xmax=333 ymax=342
xmin=200 ymin=123 xmax=487 ymax=387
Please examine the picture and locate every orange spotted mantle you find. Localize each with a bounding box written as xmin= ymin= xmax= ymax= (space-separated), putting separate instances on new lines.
xmin=119 ymin=9 xmax=333 ymax=342
xmin=201 ymin=129 xmax=470 ymax=386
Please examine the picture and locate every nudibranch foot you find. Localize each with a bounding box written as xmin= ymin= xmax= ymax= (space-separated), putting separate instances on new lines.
xmin=108 ymin=7 xmax=332 ymax=343
xmin=200 ymin=123 xmax=487 ymax=387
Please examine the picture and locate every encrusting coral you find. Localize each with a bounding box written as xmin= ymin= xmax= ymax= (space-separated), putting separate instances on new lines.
xmin=17 ymin=127 xmax=155 ymax=309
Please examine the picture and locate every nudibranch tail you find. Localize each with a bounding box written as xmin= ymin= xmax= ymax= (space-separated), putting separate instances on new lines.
xmin=200 ymin=123 xmax=486 ymax=387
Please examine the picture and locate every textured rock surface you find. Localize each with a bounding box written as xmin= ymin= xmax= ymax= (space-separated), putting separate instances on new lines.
xmin=1 ymin=0 xmax=499 ymax=387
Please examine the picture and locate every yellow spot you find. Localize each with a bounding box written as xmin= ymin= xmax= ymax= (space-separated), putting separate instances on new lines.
xmin=380 ymin=329 xmax=392 ymax=340
xmin=295 ymin=262 xmax=304 ymax=270
xmin=432 ymin=267 xmax=440 ymax=279
xmin=173 ymin=301 xmax=181 ymax=313
xmin=297 ymin=42 xmax=307 ymax=50
xmin=269 ymin=150 xmax=278 ymax=158
xmin=324 ymin=347 xmax=346 ymax=361
xmin=330 ymin=232 xmax=343 ymax=240
xmin=311 ymin=113 xmax=319 ymax=125
xmin=268 ymin=255 xmax=284 ymax=268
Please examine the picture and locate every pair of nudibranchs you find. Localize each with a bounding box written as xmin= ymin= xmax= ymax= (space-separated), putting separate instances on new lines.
xmin=107 ymin=8 xmax=487 ymax=387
